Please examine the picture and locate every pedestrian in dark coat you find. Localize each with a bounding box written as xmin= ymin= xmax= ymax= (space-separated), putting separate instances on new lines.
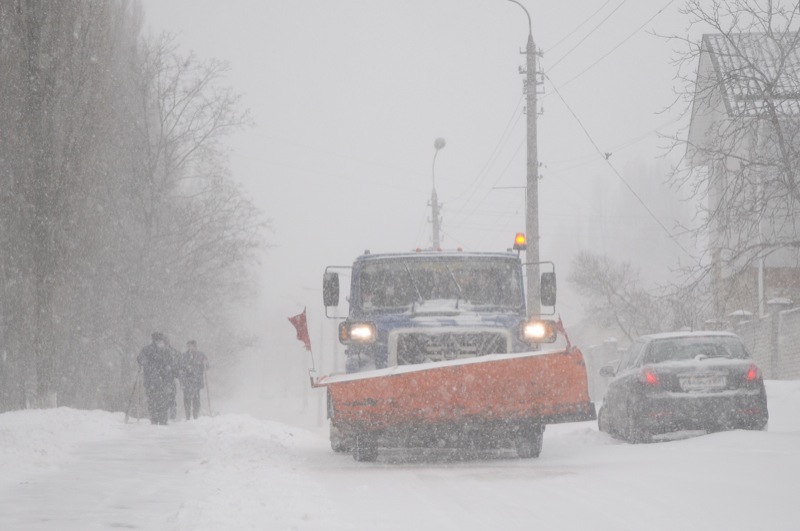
xmin=164 ymin=336 xmax=181 ymax=420
xmin=179 ymin=340 xmax=209 ymax=420
xmin=137 ymin=332 xmax=178 ymax=425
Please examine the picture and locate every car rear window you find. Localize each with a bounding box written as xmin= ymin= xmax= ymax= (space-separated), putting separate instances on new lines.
xmin=644 ymin=336 xmax=750 ymax=364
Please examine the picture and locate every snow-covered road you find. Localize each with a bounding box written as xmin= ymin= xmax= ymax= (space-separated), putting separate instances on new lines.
xmin=2 ymin=381 xmax=799 ymax=530
xmin=2 ymin=422 xmax=208 ymax=530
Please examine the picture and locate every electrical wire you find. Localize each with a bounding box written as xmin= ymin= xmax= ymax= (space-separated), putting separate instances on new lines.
xmin=553 ymin=0 xmax=676 ymax=91
xmin=448 ymin=95 xmax=525 ymax=204
xmin=548 ymin=0 xmax=629 ymax=71
xmin=449 ymin=136 xmax=526 ymax=226
xmin=547 ymin=116 xmax=680 ymax=166
xmin=545 ymin=0 xmax=614 ymax=53
xmin=544 ymin=72 xmax=695 ymax=260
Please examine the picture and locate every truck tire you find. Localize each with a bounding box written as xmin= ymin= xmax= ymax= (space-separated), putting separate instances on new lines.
xmin=514 ymin=425 xmax=544 ymax=459
xmin=353 ymin=435 xmax=378 ymax=462
xmin=330 ymin=425 xmax=353 ymax=453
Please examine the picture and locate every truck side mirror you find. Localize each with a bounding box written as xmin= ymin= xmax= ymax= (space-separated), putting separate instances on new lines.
xmin=323 ymin=272 xmax=339 ymax=307
xmin=540 ymin=271 xmax=556 ymax=307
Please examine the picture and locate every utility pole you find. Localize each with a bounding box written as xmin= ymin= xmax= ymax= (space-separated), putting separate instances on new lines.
xmin=508 ymin=0 xmax=541 ymax=317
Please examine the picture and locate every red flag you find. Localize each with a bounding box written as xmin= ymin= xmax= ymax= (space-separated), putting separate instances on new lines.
xmin=288 ymin=307 xmax=312 ymax=351
xmin=555 ymin=314 xmax=572 ymax=350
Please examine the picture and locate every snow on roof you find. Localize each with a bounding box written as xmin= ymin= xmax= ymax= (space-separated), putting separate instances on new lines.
xmin=767 ymin=297 xmax=794 ymax=305
xmin=703 ymin=32 xmax=800 ymax=117
xmin=354 ymin=250 xmax=520 ymax=263
xmin=637 ymin=330 xmax=740 ymax=342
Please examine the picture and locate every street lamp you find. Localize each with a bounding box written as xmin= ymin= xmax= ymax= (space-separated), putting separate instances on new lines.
xmin=506 ymin=0 xmax=531 ymax=35
xmin=431 ymin=137 xmax=446 ymax=250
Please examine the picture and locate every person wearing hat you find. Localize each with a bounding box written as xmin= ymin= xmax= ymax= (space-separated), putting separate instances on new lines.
xmin=178 ymin=340 xmax=209 ymax=420
xmin=136 ymin=332 xmax=179 ymax=425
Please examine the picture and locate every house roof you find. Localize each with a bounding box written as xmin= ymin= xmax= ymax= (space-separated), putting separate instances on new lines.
xmin=703 ymin=32 xmax=800 ymax=116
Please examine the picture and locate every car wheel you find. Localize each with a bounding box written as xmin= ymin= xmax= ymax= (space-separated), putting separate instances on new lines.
xmin=625 ymin=403 xmax=651 ymax=444
xmin=514 ymin=425 xmax=544 ymax=459
xmin=744 ymin=417 xmax=769 ymax=432
xmin=597 ymin=406 xmax=610 ymax=434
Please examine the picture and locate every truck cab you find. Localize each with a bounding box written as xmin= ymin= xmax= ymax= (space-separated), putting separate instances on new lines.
xmin=324 ymin=250 xmax=556 ymax=373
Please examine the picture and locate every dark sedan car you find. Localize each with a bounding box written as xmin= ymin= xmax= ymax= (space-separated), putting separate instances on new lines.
xmin=597 ymin=331 xmax=768 ymax=443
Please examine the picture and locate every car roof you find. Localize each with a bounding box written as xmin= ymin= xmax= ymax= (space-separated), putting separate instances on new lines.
xmin=637 ymin=331 xmax=741 ymax=342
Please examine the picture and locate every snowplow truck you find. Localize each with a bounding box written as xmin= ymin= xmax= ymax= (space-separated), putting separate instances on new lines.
xmin=316 ymin=249 xmax=595 ymax=461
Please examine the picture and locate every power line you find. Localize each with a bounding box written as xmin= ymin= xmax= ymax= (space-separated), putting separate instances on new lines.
xmin=449 ymin=95 xmax=524 ymax=204
xmin=437 ymin=96 xmax=525 ymax=248
xmin=548 ymin=0 xmax=629 ymax=71
xmin=553 ymin=0 xmax=676 ymax=91
xmin=545 ymin=116 xmax=680 ymax=170
xmin=449 ymin=136 xmax=525 ymax=226
xmin=545 ymin=0 xmax=614 ymax=53
xmin=543 ymin=72 xmax=695 ymax=260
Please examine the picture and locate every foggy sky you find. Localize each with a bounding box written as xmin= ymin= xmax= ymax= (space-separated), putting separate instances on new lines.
xmin=141 ymin=0 xmax=698 ymax=368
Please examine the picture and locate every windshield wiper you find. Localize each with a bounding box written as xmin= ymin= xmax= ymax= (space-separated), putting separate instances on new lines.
xmin=695 ymin=353 xmax=729 ymax=361
xmin=403 ymin=263 xmax=423 ymax=312
xmin=444 ymin=263 xmax=463 ymax=309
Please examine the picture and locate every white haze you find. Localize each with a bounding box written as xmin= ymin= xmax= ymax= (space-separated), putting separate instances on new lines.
xmin=139 ymin=1 xmax=704 ymax=416
xmin=2 ymin=4 xmax=797 ymax=529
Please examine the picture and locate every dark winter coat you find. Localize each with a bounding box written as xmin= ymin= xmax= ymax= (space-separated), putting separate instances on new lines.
xmin=179 ymin=350 xmax=208 ymax=392
xmin=137 ymin=342 xmax=178 ymax=394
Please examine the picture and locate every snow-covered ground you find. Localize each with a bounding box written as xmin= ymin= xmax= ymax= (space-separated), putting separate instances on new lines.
xmin=2 ymin=381 xmax=799 ymax=531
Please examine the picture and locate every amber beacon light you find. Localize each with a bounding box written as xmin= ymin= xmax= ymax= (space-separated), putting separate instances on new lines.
xmin=513 ymin=232 xmax=526 ymax=251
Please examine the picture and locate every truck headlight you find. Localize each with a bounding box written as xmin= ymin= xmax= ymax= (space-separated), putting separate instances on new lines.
xmin=520 ymin=319 xmax=557 ymax=344
xmin=339 ymin=321 xmax=377 ymax=344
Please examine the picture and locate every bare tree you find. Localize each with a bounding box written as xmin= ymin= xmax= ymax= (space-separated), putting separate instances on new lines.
xmin=108 ymin=34 xmax=264 ymax=390
xmin=0 ymin=1 xmax=133 ymax=407
xmin=567 ymin=251 xmax=706 ymax=341
xmin=666 ymin=0 xmax=800 ymax=315
xmin=0 ymin=3 xmax=265 ymax=411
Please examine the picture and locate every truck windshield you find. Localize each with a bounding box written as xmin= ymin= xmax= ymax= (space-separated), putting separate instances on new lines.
xmin=359 ymin=258 xmax=523 ymax=310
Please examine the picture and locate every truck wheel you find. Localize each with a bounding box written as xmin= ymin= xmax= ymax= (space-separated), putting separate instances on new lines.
xmin=353 ymin=435 xmax=378 ymax=462
xmin=330 ymin=426 xmax=353 ymax=453
xmin=514 ymin=425 xmax=544 ymax=459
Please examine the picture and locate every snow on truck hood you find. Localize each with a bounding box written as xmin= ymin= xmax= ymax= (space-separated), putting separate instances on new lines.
xmin=364 ymin=304 xmax=523 ymax=329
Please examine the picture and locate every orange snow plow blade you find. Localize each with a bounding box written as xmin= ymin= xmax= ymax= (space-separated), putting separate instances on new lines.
xmin=315 ymin=347 xmax=595 ymax=435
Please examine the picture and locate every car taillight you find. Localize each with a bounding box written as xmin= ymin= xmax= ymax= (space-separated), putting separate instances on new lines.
xmin=745 ymin=364 xmax=760 ymax=381
xmin=642 ymin=367 xmax=659 ymax=386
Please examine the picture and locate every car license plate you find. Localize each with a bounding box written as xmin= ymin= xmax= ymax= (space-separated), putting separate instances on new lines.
xmin=679 ymin=374 xmax=726 ymax=392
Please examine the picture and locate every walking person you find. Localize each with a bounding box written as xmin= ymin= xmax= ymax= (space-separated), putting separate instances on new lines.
xmin=137 ymin=332 xmax=179 ymax=425
xmin=179 ymin=340 xmax=209 ymax=420
xmin=164 ymin=335 xmax=181 ymax=421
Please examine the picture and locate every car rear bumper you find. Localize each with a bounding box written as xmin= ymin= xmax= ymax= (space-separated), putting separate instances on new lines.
xmin=638 ymin=391 xmax=768 ymax=434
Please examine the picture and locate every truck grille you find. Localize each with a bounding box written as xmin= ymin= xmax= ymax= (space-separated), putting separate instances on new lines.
xmin=394 ymin=331 xmax=509 ymax=365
